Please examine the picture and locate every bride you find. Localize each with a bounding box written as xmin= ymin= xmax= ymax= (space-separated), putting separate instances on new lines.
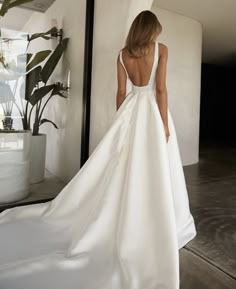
xmin=0 ymin=10 xmax=196 ymax=289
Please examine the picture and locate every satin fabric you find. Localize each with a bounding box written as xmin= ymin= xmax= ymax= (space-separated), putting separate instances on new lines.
xmin=0 ymin=41 xmax=196 ymax=289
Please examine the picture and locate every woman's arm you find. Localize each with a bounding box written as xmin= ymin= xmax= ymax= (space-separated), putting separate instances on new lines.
xmin=155 ymin=43 xmax=170 ymax=142
xmin=116 ymin=53 xmax=127 ymax=111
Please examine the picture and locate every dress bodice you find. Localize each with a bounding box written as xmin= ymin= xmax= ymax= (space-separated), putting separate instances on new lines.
xmin=119 ymin=41 xmax=159 ymax=92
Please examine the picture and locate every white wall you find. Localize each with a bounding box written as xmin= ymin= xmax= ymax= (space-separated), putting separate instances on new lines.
xmin=90 ymin=2 xmax=202 ymax=165
xmin=151 ymin=5 xmax=202 ymax=165
xmin=22 ymin=0 xmax=86 ymax=182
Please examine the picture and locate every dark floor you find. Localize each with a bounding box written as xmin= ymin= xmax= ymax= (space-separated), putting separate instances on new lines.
xmin=181 ymin=142 xmax=236 ymax=289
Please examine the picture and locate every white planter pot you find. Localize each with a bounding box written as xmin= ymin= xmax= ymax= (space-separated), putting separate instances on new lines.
xmin=0 ymin=130 xmax=31 ymax=203
xmin=30 ymin=134 xmax=47 ymax=184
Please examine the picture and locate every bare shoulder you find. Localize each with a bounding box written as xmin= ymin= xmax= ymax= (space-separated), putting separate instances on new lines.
xmin=119 ymin=46 xmax=126 ymax=53
xmin=117 ymin=47 xmax=126 ymax=59
xmin=117 ymin=47 xmax=124 ymax=62
xmin=158 ymin=42 xmax=168 ymax=57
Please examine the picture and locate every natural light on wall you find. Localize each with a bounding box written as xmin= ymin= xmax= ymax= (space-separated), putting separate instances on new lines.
xmin=0 ymin=27 xmax=31 ymax=203
xmin=0 ymin=27 xmax=28 ymax=130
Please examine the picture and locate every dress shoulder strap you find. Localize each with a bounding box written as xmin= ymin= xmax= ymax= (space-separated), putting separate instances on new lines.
xmin=119 ymin=50 xmax=129 ymax=79
xmin=148 ymin=41 xmax=159 ymax=84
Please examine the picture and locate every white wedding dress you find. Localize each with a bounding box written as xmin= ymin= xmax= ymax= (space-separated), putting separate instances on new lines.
xmin=0 ymin=41 xmax=196 ymax=289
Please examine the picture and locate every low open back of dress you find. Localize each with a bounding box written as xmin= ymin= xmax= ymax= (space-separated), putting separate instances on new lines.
xmin=119 ymin=41 xmax=159 ymax=92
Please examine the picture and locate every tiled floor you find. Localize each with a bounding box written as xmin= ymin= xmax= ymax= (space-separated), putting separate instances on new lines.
xmin=180 ymin=142 xmax=236 ymax=288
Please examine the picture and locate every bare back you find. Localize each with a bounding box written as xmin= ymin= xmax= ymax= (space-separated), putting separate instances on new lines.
xmin=116 ymin=41 xmax=168 ymax=112
xmin=121 ymin=42 xmax=158 ymax=87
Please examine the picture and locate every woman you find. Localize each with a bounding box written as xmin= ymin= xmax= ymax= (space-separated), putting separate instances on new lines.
xmin=0 ymin=10 xmax=196 ymax=289
xmin=116 ymin=10 xmax=170 ymax=143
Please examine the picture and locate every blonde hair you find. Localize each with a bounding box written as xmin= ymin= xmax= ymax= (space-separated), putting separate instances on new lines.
xmin=125 ymin=10 xmax=162 ymax=58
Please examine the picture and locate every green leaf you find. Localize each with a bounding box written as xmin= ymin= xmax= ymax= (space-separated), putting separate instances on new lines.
xmin=57 ymin=91 xmax=67 ymax=98
xmin=8 ymin=0 xmax=33 ymax=9
xmin=0 ymin=0 xmax=33 ymax=17
xmin=40 ymin=118 xmax=58 ymax=129
xmin=41 ymin=38 xmax=69 ymax=84
xmin=27 ymin=53 xmax=33 ymax=64
xmin=51 ymin=82 xmax=68 ymax=98
xmin=41 ymin=36 xmax=52 ymax=40
xmin=26 ymin=50 xmax=51 ymax=72
xmin=0 ymin=0 xmax=11 ymax=17
xmin=28 ymin=27 xmax=58 ymax=42
xmin=25 ymin=66 xmax=41 ymax=100
xmin=28 ymin=84 xmax=54 ymax=106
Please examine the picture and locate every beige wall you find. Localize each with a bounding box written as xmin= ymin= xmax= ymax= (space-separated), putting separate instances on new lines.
xmin=22 ymin=0 xmax=86 ymax=182
xmin=151 ymin=5 xmax=202 ymax=165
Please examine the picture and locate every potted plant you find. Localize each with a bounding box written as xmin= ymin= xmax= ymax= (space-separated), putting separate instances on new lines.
xmin=0 ymin=0 xmax=69 ymax=202
xmin=24 ymin=32 xmax=69 ymax=183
